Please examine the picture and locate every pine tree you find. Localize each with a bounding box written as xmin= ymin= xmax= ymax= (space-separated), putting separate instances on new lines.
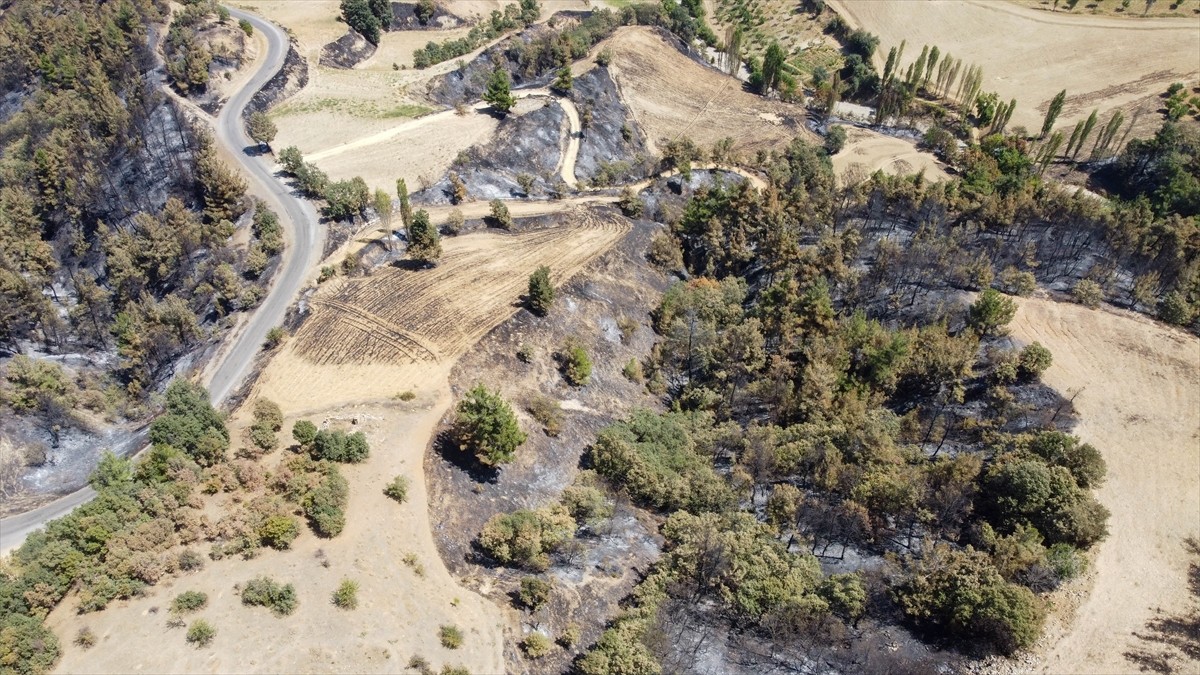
xmin=246 ymin=111 xmax=277 ymax=146
xmin=483 ymin=66 xmax=516 ymax=114
xmin=528 ymin=265 xmax=554 ymax=316
xmin=551 ymin=65 xmax=572 ymax=94
xmin=406 ymin=209 xmax=441 ymax=264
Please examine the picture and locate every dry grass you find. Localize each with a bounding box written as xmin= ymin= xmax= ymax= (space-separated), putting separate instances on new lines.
xmin=1008 ymin=0 xmax=1200 ymax=18
xmin=1008 ymin=297 xmax=1200 ymax=674
xmin=831 ymin=126 xmax=951 ymax=184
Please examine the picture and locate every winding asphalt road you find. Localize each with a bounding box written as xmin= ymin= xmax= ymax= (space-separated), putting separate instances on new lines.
xmin=0 ymin=9 xmax=321 ymax=554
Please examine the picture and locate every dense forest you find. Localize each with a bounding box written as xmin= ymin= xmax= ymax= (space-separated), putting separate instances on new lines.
xmin=1 ymin=0 xmax=278 ymax=457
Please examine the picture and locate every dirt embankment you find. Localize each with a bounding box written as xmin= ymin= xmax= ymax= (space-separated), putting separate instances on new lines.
xmin=389 ymin=1 xmax=466 ymax=30
xmin=319 ymin=29 xmax=377 ymax=69
xmin=572 ymin=67 xmax=653 ymax=185
xmin=1008 ymin=298 xmax=1200 ymax=675
xmin=601 ymin=26 xmax=814 ymax=157
xmin=242 ymin=39 xmax=309 ymax=120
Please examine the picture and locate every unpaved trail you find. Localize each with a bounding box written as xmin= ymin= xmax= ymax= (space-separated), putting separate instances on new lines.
xmin=1009 ymin=298 xmax=1200 ymax=674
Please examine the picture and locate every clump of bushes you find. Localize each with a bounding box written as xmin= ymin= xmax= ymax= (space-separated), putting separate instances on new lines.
xmin=148 ymin=380 xmax=230 ymax=467
xmin=171 ymin=591 xmax=208 ymax=614
xmin=522 ymin=632 xmax=553 ymax=658
xmin=332 ymin=579 xmax=359 ymax=610
xmin=477 ymin=505 xmax=576 ymax=570
xmin=518 ymin=576 xmax=552 ymax=610
xmin=186 ymin=619 xmax=216 ymax=647
xmin=241 ymin=576 xmax=298 ymax=616
xmin=246 ymin=398 xmax=283 ymax=454
xmin=274 ymin=455 xmax=350 ymax=537
xmin=309 ymin=428 xmax=370 ymax=463
xmin=439 ymin=624 xmax=464 ymax=649
xmin=560 ymin=339 xmax=592 ymax=387
xmin=384 ymin=475 xmax=409 ymax=503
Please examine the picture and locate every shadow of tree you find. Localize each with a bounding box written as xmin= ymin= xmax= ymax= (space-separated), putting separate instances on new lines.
xmin=433 ymin=429 xmax=499 ymax=484
xmin=1124 ymin=537 xmax=1200 ymax=673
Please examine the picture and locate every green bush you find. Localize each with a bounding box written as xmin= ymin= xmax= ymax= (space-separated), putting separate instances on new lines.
xmin=0 ymin=614 xmax=60 ymax=673
xmin=258 ymin=514 xmax=300 ymax=550
xmin=489 ymin=199 xmax=513 ymax=229
xmin=186 ymin=619 xmax=216 ymax=647
xmin=1017 ymin=342 xmax=1053 ymax=381
xmin=518 ymin=576 xmax=552 ymax=610
xmin=384 ymin=475 xmax=409 ymax=503
xmin=561 ymin=341 xmax=592 ymax=387
xmin=558 ymin=623 xmax=581 ymax=648
xmin=171 ymin=591 xmax=208 ymax=614
xmin=241 ymin=576 xmax=298 ymax=616
xmin=967 ymin=289 xmax=1017 ymax=336
xmin=478 ymin=506 xmax=576 ymax=570
xmin=310 ymin=429 xmax=370 ymax=463
xmin=332 ymin=579 xmax=359 ymax=610
xmin=148 ymin=380 xmax=229 ymax=467
xmin=292 ymin=420 xmax=318 ymax=447
xmin=439 ymin=624 xmax=464 ymax=649
xmin=522 ymin=632 xmax=553 ymax=658
xmin=1071 ymin=279 xmax=1104 ymax=307
xmin=892 ymin=543 xmax=1045 ymax=655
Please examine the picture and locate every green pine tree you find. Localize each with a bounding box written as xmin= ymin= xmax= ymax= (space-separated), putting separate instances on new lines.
xmin=483 ymin=66 xmax=516 ymax=114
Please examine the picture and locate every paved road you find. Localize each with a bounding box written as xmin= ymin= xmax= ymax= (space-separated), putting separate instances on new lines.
xmin=0 ymin=9 xmax=321 ymax=554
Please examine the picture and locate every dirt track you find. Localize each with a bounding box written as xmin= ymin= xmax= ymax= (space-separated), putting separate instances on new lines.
xmin=826 ymin=0 xmax=1200 ymax=132
xmin=1009 ymin=298 xmax=1200 ymax=674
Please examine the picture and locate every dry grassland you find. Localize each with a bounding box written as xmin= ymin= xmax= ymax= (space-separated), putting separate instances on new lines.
xmin=1009 ymin=0 xmax=1200 ymax=18
xmin=1009 ymin=298 xmax=1200 ymax=674
xmin=832 ymin=126 xmax=951 ymax=184
xmin=602 ymin=26 xmax=816 ymax=156
xmin=826 ymin=0 xmax=1200 ymax=133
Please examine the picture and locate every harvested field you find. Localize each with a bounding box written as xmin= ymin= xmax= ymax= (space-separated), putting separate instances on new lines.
xmin=1008 ymin=298 xmax=1200 ymax=674
xmin=832 ymin=126 xmax=951 ymax=184
xmin=826 ymin=0 xmax=1200 ymax=133
xmin=601 ymin=26 xmax=815 ymax=157
xmin=1009 ymin=0 xmax=1200 ymax=18
xmin=258 ymin=208 xmax=630 ymax=412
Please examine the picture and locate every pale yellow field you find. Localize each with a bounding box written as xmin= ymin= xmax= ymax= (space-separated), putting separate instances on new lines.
xmin=832 ymin=126 xmax=951 ymax=184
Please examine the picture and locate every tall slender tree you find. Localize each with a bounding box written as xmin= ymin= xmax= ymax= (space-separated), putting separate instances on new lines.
xmin=1041 ymin=89 xmax=1067 ymax=138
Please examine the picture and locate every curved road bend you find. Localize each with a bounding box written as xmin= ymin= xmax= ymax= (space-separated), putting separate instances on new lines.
xmin=0 ymin=9 xmax=321 ymax=554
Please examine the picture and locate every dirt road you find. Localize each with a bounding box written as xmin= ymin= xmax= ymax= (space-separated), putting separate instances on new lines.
xmin=1009 ymin=298 xmax=1200 ymax=674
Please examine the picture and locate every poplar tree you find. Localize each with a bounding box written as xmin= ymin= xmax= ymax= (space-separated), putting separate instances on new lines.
xmin=1041 ymin=89 xmax=1067 ymax=138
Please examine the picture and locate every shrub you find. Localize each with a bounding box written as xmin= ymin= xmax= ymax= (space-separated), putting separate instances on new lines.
xmin=311 ymin=429 xmax=370 ymax=463
xmin=1017 ymin=342 xmax=1053 ymax=381
xmin=258 ymin=514 xmax=300 ymax=549
xmin=149 ymin=380 xmax=229 ymax=467
xmin=241 ymin=576 xmax=298 ymax=616
xmin=1072 ymin=279 xmax=1104 ymax=307
xmin=292 ymin=419 xmax=318 ymax=447
xmin=489 ymin=199 xmax=513 ymax=228
xmin=384 ymin=475 xmax=409 ymax=503
xmin=445 ymin=208 xmax=465 ymax=235
xmin=528 ymin=265 xmax=555 ymax=316
xmin=561 ymin=341 xmax=592 ymax=387
xmin=892 ymin=543 xmax=1045 ymax=654
xmin=0 ymin=614 xmax=60 ymax=673
xmin=526 ymin=396 xmax=563 ymax=437
xmin=522 ymin=632 xmax=553 ymax=658
xmin=558 ymin=623 xmax=581 ymax=648
xmin=171 ymin=591 xmax=208 ymax=614
xmin=999 ymin=266 xmax=1038 ymax=296
xmin=647 ymin=232 xmax=684 ymax=271
xmin=439 ymin=624 xmax=464 ymax=649
xmin=518 ymin=576 xmax=552 ymax=610
xmin=186 ymin=619 xmax=216 ymax=647
xmin=824 ymin=125 xmax=848 ymax=154
xmin=617 ymin=187 xmax=644 ymax=217
xmin=178 ymin=548 xmax=205 ymax=572
xmin=1158 ymin=290 xmax=1195 ymax=325
xmin=452 ymin=384 xmax=527 ymax=465
xmin=332 ymin=579 xmax=359 ymax=609
xmin=478 ymin=506 xmax=576 ymax=570
xmin=561 ymin=474 xmax=613 ymax=527
xmin=264 ymin=326 xmax=287 ymax=348
xmin=623 ymin=358 xmax=644 ymax=383
xmin=74 ymin=627 xmax=97 ymax=648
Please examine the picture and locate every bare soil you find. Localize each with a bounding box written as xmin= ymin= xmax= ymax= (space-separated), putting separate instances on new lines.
xmin=1008 ymin=297 xmax=1200 ymax=674
xmin=826 ymin=0 xmax=1200 ymax=134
